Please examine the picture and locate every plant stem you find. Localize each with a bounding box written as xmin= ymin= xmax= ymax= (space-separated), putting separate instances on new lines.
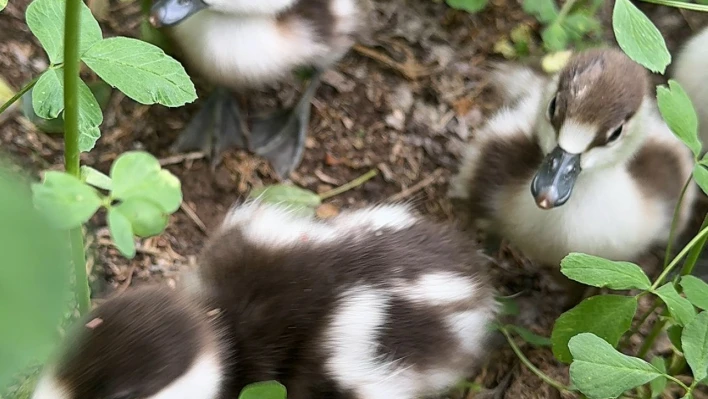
xmin=637 ymin=316 xmax=667 ymax=359
xmin=0 ymin=75 xmax=39 ymax=115
xmin=499 ymin=326 xmax=571 ymax=393
xmin=64 ymin=0 xmax=90 ymax=314
xmin=663 ymin=178 xmax=692 ymax=269
xmin=318 ymin=169 xmax=378 ymax=200
xmin=664 ymin=374 xmax=691 ymax=394
xmin=651 ymin=224 xmax=708 ymax=291
xmin=639 ymin=0 xmax=708 ymax=12
xmin=675 ymin=213 xmax=708 ymax=280
xmin=558 ymin=0 xmax=581 ymax=20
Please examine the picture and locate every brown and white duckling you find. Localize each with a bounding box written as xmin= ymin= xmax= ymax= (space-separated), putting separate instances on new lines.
xmin=31 ymin=202 xmax=499 ymax=399
xmin=449 ymin=48 xmax=696 ymax=275
xmin=672 ymin=26 xmax=708 ymax=150
xmin=148 ymin=0 xmax=368 ymax=177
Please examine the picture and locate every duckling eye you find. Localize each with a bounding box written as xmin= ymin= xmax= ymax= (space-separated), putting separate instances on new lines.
xmin=547 ymin=95 xmax=557 ymax=120
xmin=607 ymin=125 xmax=623 ymax=144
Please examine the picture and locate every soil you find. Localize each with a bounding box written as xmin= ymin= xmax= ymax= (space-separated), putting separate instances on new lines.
xmin=1 ymin=0 xmax=708 ymax=398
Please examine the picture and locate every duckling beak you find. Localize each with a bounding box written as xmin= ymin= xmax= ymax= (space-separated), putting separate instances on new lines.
xmin=530 ymin=146 xmax=582 ymax=210
xmin=149 ymin=0 xmax=207 ymax=28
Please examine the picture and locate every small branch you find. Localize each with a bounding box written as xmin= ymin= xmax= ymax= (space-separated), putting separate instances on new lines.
xmin=387 ymin=168 xmax=444 ymax=202
xmin=499 ymin=326 xmax=571 ymax=394
xmin=639 ymin=0 xmax=708 ymax=12
xmin=663 ymin=177 xmax=692 ymax=270
xmin=180 ymin=202 xmax=208 ymax=234
xmin=0 ymin=75 xmax=40 ymax=115
xmin=676 ymin=213 xmax=708 ymax=279
xmin=664 ymin=374 xmax=691 ymax=394
xmin=557 ymin=0 xmax=580 ymax=20
xmin=318 ymin=169 xmax=378 ymax=200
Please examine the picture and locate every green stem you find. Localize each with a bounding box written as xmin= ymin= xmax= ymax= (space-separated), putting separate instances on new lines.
xmin=64 ymin=0 xmax=90 ymax=314
xmin=637 ymin=316 xmax=667 ymax=359
xmin=664 ymin=374 xmax=691 ymax=393
xmin=499 ymin=326 xmax=571 ymax=393
xmin=663 ymin=178 xmax=692 ymax=269
xmin=651 ymin=224 xmax=708 ymax=291
xmin=557 ymin=0 xmax=581 ymax=20
xmin=70 ymin=228 xmax=90 ymax=314
xmin=318 ymin=169 xmax=378 ymax=201
xmin=639 ymin=0 xmax=708 ymax=12
xmin=675 ymin=213 xmax=708 ymax=280
xmin=0 ymin=75 xmax=40 ymax=115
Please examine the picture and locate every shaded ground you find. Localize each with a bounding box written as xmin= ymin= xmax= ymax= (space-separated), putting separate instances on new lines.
xmin=1 ymin=0 xmax=708 ymax=397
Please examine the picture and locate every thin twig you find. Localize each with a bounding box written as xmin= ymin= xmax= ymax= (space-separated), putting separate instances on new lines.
xmin=180 ymin=202 xmax=208 ymax=234
xmin=319 ymin=169 xmax=378 ymax=200
xmin=651 ymin=224 xmax=708 ymax=290
xmin=387 ymin=168 xmax=444 ymax=202
xmin=159 ymin=151 xmax=206 ymax=166
xmin=0 ymin=75 xmax=40 ymax=115
xmin=499 ymin=326 xmax=571 ymax=394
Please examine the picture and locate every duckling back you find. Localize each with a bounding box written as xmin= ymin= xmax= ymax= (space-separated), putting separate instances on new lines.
xmin=33 ymin=202 xmax=499 ymax=399
xmin=194 ymin=201 xmax=500 ymax=398
xmin=166 ymin=0 xmax=367 ymax=88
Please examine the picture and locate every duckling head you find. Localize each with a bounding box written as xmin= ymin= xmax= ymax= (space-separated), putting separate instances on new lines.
xmin=531 ymin=48 xmax=649 ymax=210
xmin=31 ymin=287 xmax=223 ymax=399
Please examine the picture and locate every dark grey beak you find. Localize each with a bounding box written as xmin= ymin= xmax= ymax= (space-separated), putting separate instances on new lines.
xmin=149 ymin=0 xmax=207 ymax=28
xmin=530 ymin=146 xmax=582 ymax=210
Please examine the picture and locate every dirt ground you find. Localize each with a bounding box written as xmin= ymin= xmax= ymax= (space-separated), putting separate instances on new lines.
xmin=2 ymin=0 xmax=708 ymax=398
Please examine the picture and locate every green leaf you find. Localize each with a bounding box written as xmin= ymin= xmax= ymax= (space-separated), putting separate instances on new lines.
xmin=552 ymin=295 xmax=637 ymax=363
xmin=563 ymin=13 xmax=601 ymax=38
xmin=31 ymin=171 xmax=103 ymax=229
xmin=668 ymin=325 xmax=684 ymax=352
xmin=655 ymin=283 xmax=696 ymax=326
xmin=682 ymin=311 xmax=708 ymax=381
xmin=110 ymin=151 xmax=182 ymax=213
xmin=114 ymin=198 xmax=169 ymax=238
xmin=81 ymin=166 xmax=112 ymax=191
xmin=29 ymin=69 xmax=103 ymax=152
xmin=249 ymin=184 xmax=322 ymax=217
xmin=32 ymin=69 xmax=64 ymax=119
xmin=542 ymin=22 xmax=569 ymax=51
xmin=82 ymin=37 xmax=197 ymax=107
xmin=522 ymin=0 xmax=558 ymax=24
xmin=78 ymin=123 xmax=101 ymax=153
xmin=657 ymin=80 xmax=701 ymax=157
xmin=77 ymin=78 xmax=103 ymax=152
xmin=496 ymin=296 xmax=520 ymax=316
xmin=612 ymin=0 xmax=670 ymax=73
xmin=649 ymin=357 xmax=667 ymax=398
xmin=0 ymin=0 xmax=7 ymax=12
xmin=238 ymin=381 xmax=287 ymax=399
xmin=508 ymin=325 xmax=552 ymax=347
xmin=694 ymin=163 xmax=708 ymax=197
xmin=561 ymin=253 xmax=651 ymax=290
xmin=445 ymin=0 xmax=488 ymax=13
xmin=569 ymin=333 xmax=663 ymax=399
xmin=108 ymin=207 xmax=135 ymax=258
xmin=0 ymin=165 xmax=72 ymax=387
xmin=25 ymin=0 xmax=102 ymax=64
xmin=681 ymin=275 xmax=708 ymax=310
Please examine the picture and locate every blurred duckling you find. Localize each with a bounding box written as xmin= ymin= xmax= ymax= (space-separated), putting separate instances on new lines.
xmin=32 ymin=202 xmax=500 ymax=399
xmin=672 ymin=26 xmax=708 ymax=150
xmin=450 ymin=48 xmax=696 ymax=280
xmin=148 ymin=0 xmax=368 ymax=178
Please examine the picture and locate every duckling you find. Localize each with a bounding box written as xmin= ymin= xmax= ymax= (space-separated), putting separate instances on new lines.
xmin=672 ymin=26 xmax=708 ymax=150
xmin=148 ymin=0 xmax=368 ymax=178
xmin=31 ymin=202 xmax=500 ymax=399
xmin=449 ymin=48 xmax=696 ymax=285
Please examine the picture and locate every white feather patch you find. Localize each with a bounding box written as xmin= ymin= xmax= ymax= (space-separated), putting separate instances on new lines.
xmin=147 ymin=352 xmax=223 ymax=399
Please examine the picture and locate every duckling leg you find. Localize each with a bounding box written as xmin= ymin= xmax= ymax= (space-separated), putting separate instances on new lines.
xmin=171 ymin=87 xmax=248 ymax=167
xmin=249 ymin=69 xmax=323 ymax=178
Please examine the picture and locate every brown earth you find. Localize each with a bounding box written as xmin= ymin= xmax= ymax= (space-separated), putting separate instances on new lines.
xmin=1 ymin=0 xmax=708 ymax=397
